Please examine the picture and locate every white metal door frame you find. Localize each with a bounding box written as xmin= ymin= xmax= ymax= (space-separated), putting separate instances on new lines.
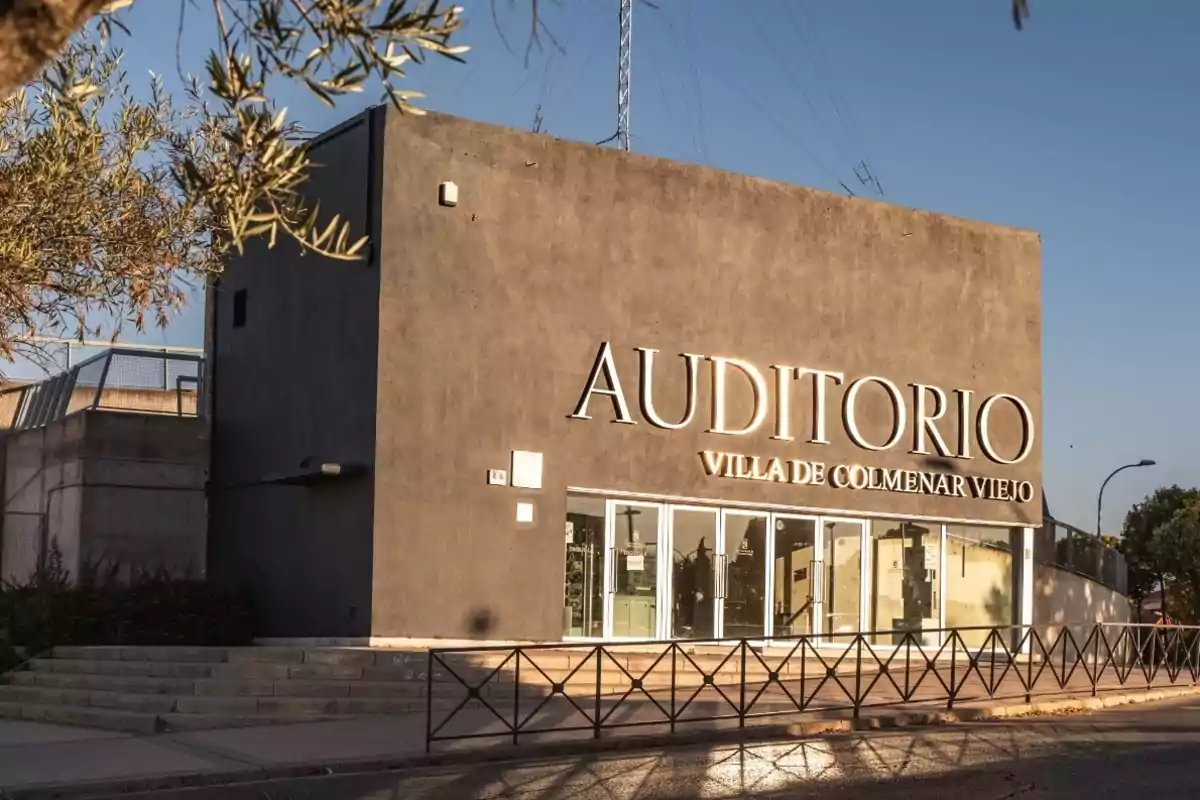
xmin=603 ymin=498 xmax=668 ymax=641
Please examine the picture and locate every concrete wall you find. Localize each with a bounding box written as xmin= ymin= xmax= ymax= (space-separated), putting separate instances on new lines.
xmin=370 ymin=111 xmax=1043 ymax=641
xmin=0 ymin=411 xmax=208 ymax=584
xmin=0 ymin=385 xmax=198 ymax=424
xmin=1033 ymin=562 xmax=1132 ymax=643
xmin=207 ymin=109 xmax=384 ymax=637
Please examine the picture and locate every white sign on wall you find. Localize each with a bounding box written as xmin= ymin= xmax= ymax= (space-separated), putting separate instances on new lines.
xmin=511 ymin=450 xmax=544 ymax=490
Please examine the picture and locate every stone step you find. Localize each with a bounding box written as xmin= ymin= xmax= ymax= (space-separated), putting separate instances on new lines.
xmin=7 ymin=671 xmax=196 ymax=695
xmin=0 ymin=685 xmax=179 ymax=714
xmin=0 ymin=700 xmax=165 ymax=734
xmin=0 ymin=700 xmax=349 ymax=733
xmin=51 ymin=646 xmax=231 ymax=663
xmin=28 ymin=658 xmax=217 ymax=679
xmin=6 ymin=668 xmax=787 ymax=704
xmin=0 ymin=683 xmax=495 ymax=717
xmin=27 ymin=656 xmax=874 ymax=688
xmin=157 ymin=712 xmax=348 ymax=732
xmin=14 ymin=660 xmax=873 ymax=697
xmin=46 ymin=645 xmax=895 ymax=673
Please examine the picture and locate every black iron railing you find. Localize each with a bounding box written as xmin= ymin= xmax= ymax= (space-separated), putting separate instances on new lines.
xmin=424 ymin=623 xmax=1200 ymax=752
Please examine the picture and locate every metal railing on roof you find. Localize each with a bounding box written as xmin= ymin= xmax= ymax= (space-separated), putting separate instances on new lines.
xmin=0 ymin=348 xmax=204 ymax=432
xmin=1036 ymin=515 xmax=1127 ymax=595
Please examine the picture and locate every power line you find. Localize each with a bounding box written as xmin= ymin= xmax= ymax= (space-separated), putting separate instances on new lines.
xmin=752 ymin=3 xmax=861 ymax=177
xmin=787 ymin=2 xmax=885 ymax=195
xmin=699 ymin=56 xmax=856 ymax=196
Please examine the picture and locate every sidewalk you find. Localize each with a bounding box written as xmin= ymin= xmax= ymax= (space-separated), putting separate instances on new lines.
xmin=3 ymin=682 xmax=1200 ymax=798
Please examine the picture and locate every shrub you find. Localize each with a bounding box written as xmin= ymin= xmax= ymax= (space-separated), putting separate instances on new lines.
xmin=0 ymin=543 xmax=254 ymax=659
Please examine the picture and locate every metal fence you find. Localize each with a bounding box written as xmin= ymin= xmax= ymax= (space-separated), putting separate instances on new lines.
xmin=425 ymin=623 xmax=1199 ymax=751
xmin=1037 ymin=516 xmax=1126 ymax=594
xmin=0 ymin=349 xmax=203 ymax=431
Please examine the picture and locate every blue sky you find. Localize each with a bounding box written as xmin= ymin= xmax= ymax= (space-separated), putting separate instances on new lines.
xmin=49 ymin=0 xmax=1199 ymax=532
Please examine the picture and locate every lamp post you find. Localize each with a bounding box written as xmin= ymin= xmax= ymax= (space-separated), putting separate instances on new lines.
xmin=1096 ymin=460 xmax=1156 ymax=538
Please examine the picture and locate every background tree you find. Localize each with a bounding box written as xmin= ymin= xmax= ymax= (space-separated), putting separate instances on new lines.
xmin=1152 ymin=496 xmax=1200 ymax=623
xmin=1121 ymin=485 xmax=1200 ymax=619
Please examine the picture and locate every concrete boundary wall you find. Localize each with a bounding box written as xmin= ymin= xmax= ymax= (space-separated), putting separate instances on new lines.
xmin=1033 ymin=562 xmax=1131 ymax=643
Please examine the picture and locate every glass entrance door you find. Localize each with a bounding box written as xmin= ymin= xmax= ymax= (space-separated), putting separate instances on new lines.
xmin=606 ymin=501 xmax=663 ymax=639
xmin=771 ymin=515 xmax=819 ymax=638
xmin=563 ymin=496 xmax=607 ymax=638
xmin=718 ymin=511 xmax=769 ymax=640
xmin=821 ymin=517 xmax=867 ymax=642
xmin=668 ymin=507 xmax=718 ymax=639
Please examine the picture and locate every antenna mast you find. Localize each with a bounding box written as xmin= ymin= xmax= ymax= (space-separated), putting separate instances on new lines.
xmin=617 ymin=0 xmax=631 ymax=151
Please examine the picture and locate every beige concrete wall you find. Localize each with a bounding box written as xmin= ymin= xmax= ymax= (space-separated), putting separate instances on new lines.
xmin=1033 ymin=562 xmax=1131 ymax=645
xmin=0 ymin=385 xmax=197 ymax=427
xmin=0 ymin=411 xmax=208 ymax=585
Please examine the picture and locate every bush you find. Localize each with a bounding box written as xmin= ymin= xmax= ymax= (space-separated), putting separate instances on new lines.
xmin=0 ymin=543 xmax=254 ymax=659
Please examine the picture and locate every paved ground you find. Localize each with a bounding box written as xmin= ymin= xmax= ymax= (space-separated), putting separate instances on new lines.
xmin=79 ymin=696 xmax=1200 ymax=799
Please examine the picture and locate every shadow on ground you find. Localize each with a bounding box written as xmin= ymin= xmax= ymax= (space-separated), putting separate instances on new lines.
xmin=100 ymin=707 xmax=1200 ymax=799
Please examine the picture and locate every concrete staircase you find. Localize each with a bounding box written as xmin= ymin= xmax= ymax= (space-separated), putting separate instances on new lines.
xmin=0 ymin=644 xmax=876 ymax=733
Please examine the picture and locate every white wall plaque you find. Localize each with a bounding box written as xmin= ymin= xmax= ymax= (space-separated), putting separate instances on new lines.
xmin=516 ymin=501 xmax=535 ymax=523
xmin=487 ymin=469 xmax=508 ymax=486
xmin=511 ymin=450 xmax=544 ymax=490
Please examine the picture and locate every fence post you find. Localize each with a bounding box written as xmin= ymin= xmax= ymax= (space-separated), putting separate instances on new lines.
xmin=670 ymin=644 xmax=677 ymax=734
xmin=594 ymin=645 xmax=603 ymax=740
xmin=739 ymin=640 xmax=747 ymax=729
xmin=853 ymin=635 xmax=863 ymax=719
xmin=1026 ymin=629 xmax=1034 ymax=703
xmin=513 ymin=648 xmax=521 ymax=746
xmin=91 ymin=352 xmax=112 ymax=410
xmin=424 ymin=651 xmax=434 ymax=754
xmin=948 ymin=634 xmax=958 ymax=709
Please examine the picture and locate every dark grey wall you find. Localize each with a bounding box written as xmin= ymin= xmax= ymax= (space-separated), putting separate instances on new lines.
xmin=208 ymin=109 xmax=384 ymax=638
xmin=371 ymin=111 xmax=1043 ymax=642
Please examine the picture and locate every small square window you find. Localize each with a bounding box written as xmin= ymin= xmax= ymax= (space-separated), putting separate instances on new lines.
xmin=232 ymin=289 xmax=247 ymax=328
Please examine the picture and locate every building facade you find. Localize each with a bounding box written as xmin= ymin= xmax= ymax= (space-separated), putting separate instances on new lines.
xmin=209 ymin=108 xmax=1047 ymax=646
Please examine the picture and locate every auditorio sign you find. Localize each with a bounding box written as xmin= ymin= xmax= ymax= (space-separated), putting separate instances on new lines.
xmin=699 ymin=451 xmax=1035 ymax=503
xmin=568 ymin=342 xmax=1037 ymax=503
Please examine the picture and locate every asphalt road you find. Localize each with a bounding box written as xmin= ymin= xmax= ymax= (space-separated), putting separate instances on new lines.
xmin=104 ymin=697 xmax=1200 ymax=799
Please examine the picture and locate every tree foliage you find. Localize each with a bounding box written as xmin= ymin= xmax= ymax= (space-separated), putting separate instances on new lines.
xmin=1152 ymin=496 xmax=1200 ymax=622
xmin=0 ymin=1 xmax=467 ymax=356
xmin=1122 ymin=486 xmax=1200 ymax=620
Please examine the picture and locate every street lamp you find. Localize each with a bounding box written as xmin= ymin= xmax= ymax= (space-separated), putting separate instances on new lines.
xmin=1096 ymin=459 xmax=1156 ymax=538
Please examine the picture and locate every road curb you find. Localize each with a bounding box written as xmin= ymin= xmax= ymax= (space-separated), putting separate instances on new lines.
xmin=6 ymin=685 xmax=1200 ymax=799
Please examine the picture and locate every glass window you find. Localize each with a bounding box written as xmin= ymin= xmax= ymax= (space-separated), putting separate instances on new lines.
xmin=773 ymin=517 xmax=818 ymax=638
xmin=563 ymin=496 xmax=606 ymax=638
xmin=944 ymin=525 xmax=1017 ymax=648
xmin=671 ymin=508 xmax=718 ymax=639
xmin=612 ymin=503 xmax=660 ymax=638
xmin=722 ymin=513 xmax=769 ymax=639
xmin=868 ymin=520 xmax=940 ymax=645
xmin=823 ymin=520 xmax=863 ymax=640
